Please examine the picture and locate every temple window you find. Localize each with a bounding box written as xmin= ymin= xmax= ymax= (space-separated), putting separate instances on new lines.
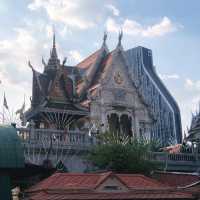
xmin=40 ymin=122 xmax=45 ymax=129
xmin=107 ymin=113 xmax=132 ymax=136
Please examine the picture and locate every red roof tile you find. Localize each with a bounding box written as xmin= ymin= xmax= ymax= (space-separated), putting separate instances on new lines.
xmin=88 ymin=52 xmax=113 ymax=91
xmin=27 ymin=172 xmax=195 ymax=200
xmin=30 ymin=190 xmax=194 ymax=200
xmin=118 ymin=174 xmax=165 ymax=189
xmin=77 ymin=50 xmax=101 ymax=70
xmin=153 ymin=172 xmax=200 ymax=187
xmin=28 ymin=172 xmax=166 ymax=192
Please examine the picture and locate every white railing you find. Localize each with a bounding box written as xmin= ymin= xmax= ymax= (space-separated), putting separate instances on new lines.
xmin=149 ymin=152 xmax=199 ymax=162
xmin=17 ymin=128 xmax=96 ymax=150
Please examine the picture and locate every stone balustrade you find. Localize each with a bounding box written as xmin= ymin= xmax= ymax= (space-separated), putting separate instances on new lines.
xmin=149 ymin=151 xmax=199 ymax=162
xmin=16 ymin=128 xmax=200 ymax=171
xmin=149 ymin=152 xmax=200 ymax=172
xmin=17 ymin=128 xmax=95 ymax=151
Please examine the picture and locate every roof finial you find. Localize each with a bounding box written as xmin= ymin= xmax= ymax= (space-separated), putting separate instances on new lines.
xmin=28 ymin=60 xmax=34 ymax=71
xmin=118 ymin=29 xmax=123 ymax=46
xmin=50 ymin=25 xmax=58 ymax=59
xmin=103 ymin=31 xmax=107 ymax=45
xmin=53 ymin=25 xmax=56 ymax=48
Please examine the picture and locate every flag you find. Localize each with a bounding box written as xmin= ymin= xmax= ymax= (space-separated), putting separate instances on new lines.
xmin=3 ymin=93 xmax=9 ymax=110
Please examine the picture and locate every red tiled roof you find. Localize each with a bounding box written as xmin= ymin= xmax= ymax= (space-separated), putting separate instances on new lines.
xmin=118 ymin=174 xmax=165 ymax=189
xmin=76 ymin=49 xmax=107 ymax=96
xmin=153 ymin=172 xmax=200 ymax=187
xmin=30 ymin=190 xmax=194 ymax=200
xmin=27 ymin=172 xmax=167 ymax=193
xmin=88 ymin=52 xmax=113 ymax=92
xmin=77 ymin=50 xmax=101 ymax=70
xmin=27 ymin=172 xmax=195 ymax=200
xmin=161 ymin=144 xmax=182 ymax=154
xmin=184 ymin=182 xmax=200 ymax=194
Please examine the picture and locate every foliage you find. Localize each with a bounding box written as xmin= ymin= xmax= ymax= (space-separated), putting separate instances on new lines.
xmin=87 ymin=132 xmax=160 ymax=174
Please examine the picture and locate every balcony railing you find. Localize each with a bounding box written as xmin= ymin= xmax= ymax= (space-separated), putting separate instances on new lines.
xmin=17 ymin=128 xmax=96 ymax=151
xmin=16 ymin=128 xmax=200 ymax=167
xmin=149 ymin=152 xmax=199 ymax=162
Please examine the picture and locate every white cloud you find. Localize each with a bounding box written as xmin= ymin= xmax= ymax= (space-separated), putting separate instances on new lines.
xmin=45 ymin=24 xmax=53 ymax=38
xmin=184 ymin=78 xmax=200 ymax=91
xmin=0 ymin=21 xmax=58 ymax=114
xmin=105 ymin=18 xmax=119 ymax=33
xmin=185 ymin=78 xmax=194 ymax=88
xmin=28 ymin=0 xmax=99 ymax=29
xmin=105 ymin=4 xmax=120 ymax=16
xmin=159 ymin=73 xmax=180 ymax=81
xmin=69 ymin=50 xmax=83 ymax=63
xmin=106 ymin=16 xmax=181 ymax=37
xmin=142 ymin=17 xmax=178 ymax=37
xmin=0 ymin=20 xmax=58 ymax=93
xmin=0 ymin=28 xmax=38 ymax=74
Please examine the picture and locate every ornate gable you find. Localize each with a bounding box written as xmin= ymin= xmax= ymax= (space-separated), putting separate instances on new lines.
xmin=87 ymin=40 xmax=154 ymax=138
xmin=48 ymin=67 xmax=74 ymax=102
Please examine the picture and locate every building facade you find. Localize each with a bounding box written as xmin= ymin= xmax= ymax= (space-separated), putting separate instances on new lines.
xmin=19 ymin=33 xmax=182 ymax=171
xmin=125 ymin=47 xmax=182 ymax=144
xmin=186 ymin=109 xmax=200 ymax=143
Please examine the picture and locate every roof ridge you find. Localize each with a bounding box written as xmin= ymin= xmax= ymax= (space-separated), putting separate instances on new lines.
xmin=54 ymin=172 xmax=104 ymax=176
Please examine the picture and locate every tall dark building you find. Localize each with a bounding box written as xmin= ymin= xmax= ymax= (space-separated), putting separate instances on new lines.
xmin=126 ymin=47 xmax=182 ymax=144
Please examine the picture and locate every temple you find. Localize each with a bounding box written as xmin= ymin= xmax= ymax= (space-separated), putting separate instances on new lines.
xmin=19 ymin=32 xmax=182 ymax=171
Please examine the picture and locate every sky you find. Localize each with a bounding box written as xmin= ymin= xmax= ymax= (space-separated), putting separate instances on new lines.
xmin=0 ymin=0 xmax=200 ymax=133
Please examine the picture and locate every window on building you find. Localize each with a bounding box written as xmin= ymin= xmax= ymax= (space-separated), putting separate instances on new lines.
xmin=40 ymin=122 xmax=45 ymax=129
xmin=148 ymin=50 xmax=152 ymax=57
xmin=103 ymin=186 xmax=120 ymax=190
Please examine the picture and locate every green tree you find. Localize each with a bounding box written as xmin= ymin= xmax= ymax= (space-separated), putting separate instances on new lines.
xmin=87 ymin=132 xmax=160 ymax=174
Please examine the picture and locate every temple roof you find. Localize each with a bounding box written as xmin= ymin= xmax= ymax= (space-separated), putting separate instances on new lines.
xmin=46 ymin=32 xmax=60 ymax=70
xmin=77 ymin=49 xmax=102 ymax=70
xmin=76 ymin=45 xmax=109 ymax=97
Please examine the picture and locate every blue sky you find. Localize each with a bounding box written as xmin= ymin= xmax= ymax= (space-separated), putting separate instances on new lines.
xmin=0 ymin=0 xmax=200 ymax=133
